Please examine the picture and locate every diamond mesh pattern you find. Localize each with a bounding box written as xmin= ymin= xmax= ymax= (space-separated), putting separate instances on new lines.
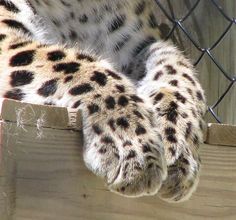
xmin=155 ymin=0 xmax=236 ymax=123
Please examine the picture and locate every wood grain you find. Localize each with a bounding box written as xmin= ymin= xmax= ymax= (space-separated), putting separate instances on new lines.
xmin=0 ymin=121 xmax=235 ymax=220
xmin=206 ymin=123 xmax=236 ymax=146
xmin=0 ymin=98 xmax=82 ymax=130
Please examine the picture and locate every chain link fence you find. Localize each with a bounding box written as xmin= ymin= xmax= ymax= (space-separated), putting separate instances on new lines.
xmin=155 ymin=0 xmax=236 ymax=124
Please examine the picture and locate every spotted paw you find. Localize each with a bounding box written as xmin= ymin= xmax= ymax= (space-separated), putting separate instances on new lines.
xmin=144 ymin=86 xmax=206 ymax=202
xmin=82 ymin=94 xmax=167 ymax=197
xmin=158 ymin=148 xmax=201 ymax=202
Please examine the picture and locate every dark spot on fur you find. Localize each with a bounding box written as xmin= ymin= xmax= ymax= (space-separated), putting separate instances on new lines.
xmin=165 ymin=65 xmax=177 ymax=74
xmin=0 ymin=34 xmax=6 ymax=41
xmin=116 ymin=84 xmax=125 ymax=93
xmin=10 ymin=50 xmax=35 ymax=67
xmin=169 ymin=147 xmax=176 ymax=156
xmin=199 ymin=120 xmax=203 ymax=130
xmin=183 ymin=73 xmax=196 ymax=85
xmin=87 ymin=104 xmax=100 ymax=114
xmin=130 ymin=95 xmax=143 ymax=103
xmin=121 ymin=186 xmax=125 ymax=192
xmin=148 ymin=13 xmax=158 ymax=28
xmin=193 ymin=135 xmax=199 ymax=145
xmin=135 ymin=1 xmax=146 ymax=15
xmin=99 ymin=147 xmax=107 ymax=154
xmin=108 ymin=14 xmax=126 ymax=33
xmin=106 ymin=69 xmax=122 ymax=80
xmin=114 ymin=153 xmax=120 ymax=159
xmin=174 ymin=92 xmax=186 ymax=104
xmin=69 ymin=83 xmax=93 ymax=95
xmin=79 ymin=14 xmax=88 ymax=23
xmin=135 ymin=124 xmax=146 ymax=135
xmin=105 ymin=96 xmax=116 ymax=109
xmin=118 ymin=95 xmax=129 ymax=107
xmin=142 ymin=144 xmax=151 ymax=153
xmin=64 ymin=75 xmax=73 ymax=83
xmin=38 ymin=78 xmax=59 ymax=97
xmin=163 ymin=101 xmax=178 ymax=124
xmin=47 ymin=50 xmax=66 ymax=61
xmin=101 ymin=136 xmax=114 ymax=144
xmin=108 ymin=119 xmax=116 ymax=131
xmin=0 ymin=1 xmax=19 ymax=13
xmin=169 ymin=80 xmax=178 ymax=86
xmin=69 ymin=30 xmax=77 ymax=40
xmin=90 ymin=71 xmax=107 ymax=86
xmin=10 ymin=70 xmax=34 ymax=87
xmin=165 ymin=127 xmax=177 ymax=143
xmin=53 ymin=62 xmax=80 ymax=74
xmin=94 ymin=94 xmax=101 ymax=99
xmin=165 ymin=127 xmax=176 ymax=135
xmin=187 ymin=88 xmax=193 ymax=96
xmin=196 ymin=91 xmax=203 ymax=101
xmin=147 ymin=156 xmax=157 ymax=162
xmin=2 ymin=19 xmax=31 ymax=35
xmin=9 ymin=41 xmax=30 ymax=50
xmin=156 ymin=59 xmax=166 ymax=65
xmin=134 ymin=162 xmax=142 ymax=171
xmin=117 ymin=117 xmax=129 ymax=129
xmin=123 ymin=141 xmax=132 ymax=147
xmin=154 ymin=92 xmax=164 ymax=104
xmin=181 ymin=113 xmax=188 ymax=118
xmin=126 ymin=150 xmax=136 ymax=159
xmin=133 ymin=110 xmax=144 ymax=119
xmin=132 ymin=19 xmax=143 ymax=32
xmin=72 ymin=100 xmax=81 ymax=108
xmin=177 ymin=61 xmax=190 ymax=68
xmin=185 ymin=122 xmax=192 ymax=139
xmin=132 ymin=36 xmax=156 ymax=56
xmin=180 ymin=167 xmax=187 ymax=176
xmin=113 ymin=165 xmax=121 ymax=181
xmin=153 ymin=71 xmax=163 ymax=80
xmin=191 ymin=108 xmax=197 ymax=117
xmin=4 ymin=88 xmax=25 ymax=100
xmin=182 ymin=157 xmax=190 ymax=165
xmin=77 ymin=53 xmax=94 ymax=62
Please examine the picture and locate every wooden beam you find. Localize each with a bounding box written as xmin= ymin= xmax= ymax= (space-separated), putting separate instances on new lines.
xmin=0 ymin=98 xmax=82 ymax=130
xmin=206 ymin=123 xmax=236 ymax=147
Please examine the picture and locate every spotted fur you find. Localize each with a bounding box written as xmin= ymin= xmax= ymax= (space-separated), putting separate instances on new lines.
xmin=0 ymin=0 xmax=206 ymax=202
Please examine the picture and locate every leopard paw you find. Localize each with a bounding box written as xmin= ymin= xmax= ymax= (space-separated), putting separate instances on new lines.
xmin=82 ymin=95 xmax=167 ymax=197
xmin=146 ymin=87 xmax=206 ymax=202
xmin=158 ymin=149 xmax=201 ymax=202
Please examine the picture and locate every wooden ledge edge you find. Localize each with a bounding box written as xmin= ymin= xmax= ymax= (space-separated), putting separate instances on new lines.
xmin=205 ymin=123 xmax=236 ymax=147
xmin=0 ymin=99 xmax=235 ymax=146
xmin=0 ymin=98 xmax=82 ymax=131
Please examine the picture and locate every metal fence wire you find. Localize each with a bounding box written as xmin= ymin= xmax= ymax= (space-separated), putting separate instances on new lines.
xmin=154 ymin=0 xmax=236 ymax=124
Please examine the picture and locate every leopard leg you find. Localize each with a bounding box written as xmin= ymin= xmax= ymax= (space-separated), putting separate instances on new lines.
xmin=0 ymin=7 xmax=167 ymax=197
xmin=132 ymin=40 xmax=207 ymax=202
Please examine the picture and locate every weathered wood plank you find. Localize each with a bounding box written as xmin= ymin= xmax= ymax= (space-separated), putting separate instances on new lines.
xmin=0 ymin=123 xmax=16 ymax=220
xmin=206 ymin=123 xmax=236 ymax=146
xmin=0 ymin=98 xmax=82 ymax=130
xmin=0 ymin=121 xmax=235 ymax=220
